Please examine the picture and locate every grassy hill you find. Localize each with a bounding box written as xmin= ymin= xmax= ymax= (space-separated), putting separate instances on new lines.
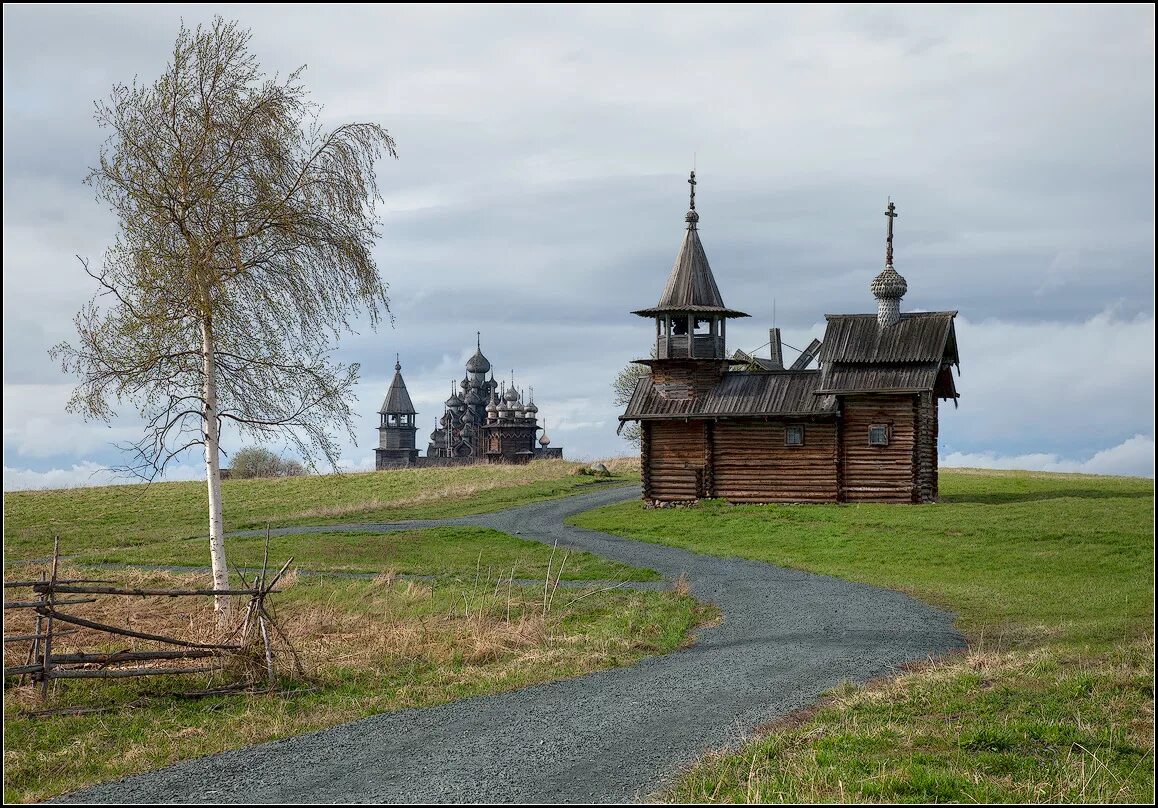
xmin=4 ymin=464 xmax=1152 ymax=803
xmin=4 ymin=458 xmax=638 ymax=561
xmin=4 ymin=458 xmax=707 ymax=803
xmin=570 ymin=468 xmax=1155 ymax=803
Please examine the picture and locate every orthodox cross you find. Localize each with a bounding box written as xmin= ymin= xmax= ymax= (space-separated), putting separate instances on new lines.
xmin=885 ymin=199 xmax=898 ymax=266
xmin=688 ymin=170 xmax=697 ymax=211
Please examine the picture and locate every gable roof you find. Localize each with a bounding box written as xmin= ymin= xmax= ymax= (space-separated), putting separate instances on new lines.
xmin=819 ymin=312 xmax=959 ymax=365
xmin=379 ymin=366 xmax=416 ymax=415
xmin=817 ymin=311 xmax=959 ymax=398
xmin=621 ymin=370 xmax=837 ymax=422
xmin=633 ymin=224 xmax=749 ymax=319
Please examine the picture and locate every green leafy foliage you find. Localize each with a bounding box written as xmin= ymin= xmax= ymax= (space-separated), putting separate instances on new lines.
xmin=228 ymin=447 xmax=306 ymax=479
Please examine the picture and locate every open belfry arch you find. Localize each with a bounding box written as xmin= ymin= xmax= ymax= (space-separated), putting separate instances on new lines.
xmin=620 ymin=177 xmax=960 ymax=504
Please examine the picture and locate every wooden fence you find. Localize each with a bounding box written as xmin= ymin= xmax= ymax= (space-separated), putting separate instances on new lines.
xmin=3 ymin=537 xmax=301 ymax=701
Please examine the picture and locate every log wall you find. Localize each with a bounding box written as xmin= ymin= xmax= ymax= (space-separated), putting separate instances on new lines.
xmin=644 ymin=420 xmax=707 ymax=501
xmin=915 ymin=392 xmax=939 ymax=502
xmin=650 ymin=360 xmax=728 ymax=400
xmin=840 ymin=395 xmax=917 ymax=503
xmin=714 ymin=421 xmax=838 ymax=502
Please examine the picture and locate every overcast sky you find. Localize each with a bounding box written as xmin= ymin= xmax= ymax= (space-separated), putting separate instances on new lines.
xmin=3 ymin=4 xmax=1154 ymax=490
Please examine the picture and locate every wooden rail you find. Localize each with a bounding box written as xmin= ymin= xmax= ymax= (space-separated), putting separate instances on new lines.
xmin=3 ymin=530 xmax=301 ymax=703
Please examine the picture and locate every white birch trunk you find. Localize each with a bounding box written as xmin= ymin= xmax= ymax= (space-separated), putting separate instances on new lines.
xmin=201 ymin=317 xmax=230 ymax=628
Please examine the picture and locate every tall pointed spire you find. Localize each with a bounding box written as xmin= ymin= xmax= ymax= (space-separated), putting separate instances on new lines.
xmin=632 ymin=171 xmax=747 ymax=320
xmin=380 ymin=356 xmax=415 ymax=415
xmin=871 ymin=198 xmax=908 ymax=328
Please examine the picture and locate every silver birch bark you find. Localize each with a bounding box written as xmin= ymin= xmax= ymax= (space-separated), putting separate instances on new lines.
xmin=201 ymin=318 xmax=230 ymax=624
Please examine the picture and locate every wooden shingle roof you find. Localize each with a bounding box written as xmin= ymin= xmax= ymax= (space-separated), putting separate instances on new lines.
xmin=379 ymin=364 xmax=416 ymax=415
xmin=621 ymin=371 xmax=837 ymax=422
xmin=817 ymin=311 xmax=959 ymax=398
xmin=819 ymin=312 xmax=958 ymax=365
xmin=632 ymin=219 xmax=748 ymax=319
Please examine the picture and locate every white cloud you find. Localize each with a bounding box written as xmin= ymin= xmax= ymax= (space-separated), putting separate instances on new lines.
xmin=936 ymin=312 xmax=1154 ymax=458
xmin=943 ymin=434 xmax=1154 ymax=478
xmin=3 ymin=460 xmax=204 ymax=492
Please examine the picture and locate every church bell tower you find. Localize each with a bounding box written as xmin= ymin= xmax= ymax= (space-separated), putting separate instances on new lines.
xmin=631 ymin=171 xmax=749 ymax=398
xmin=375 ymin=357 xmax=420 ymax=469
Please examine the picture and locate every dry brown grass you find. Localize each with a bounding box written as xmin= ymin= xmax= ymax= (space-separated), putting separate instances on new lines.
xmin=3 ymin=563 xmax=224 ymax=670
xmin=2 ymin=562 xmax=317 ymax=709
xmin=596 ymin=455 xmax=642 ymax=475
xmin=3 ymin=562 xmax=690 ymax=710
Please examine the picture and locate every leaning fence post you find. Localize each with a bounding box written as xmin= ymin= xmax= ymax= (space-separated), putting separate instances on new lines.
xmin=24 ymin=571 xmax=47 ymax=687
xmin=40 ymin=536 xmax=61 ymax=700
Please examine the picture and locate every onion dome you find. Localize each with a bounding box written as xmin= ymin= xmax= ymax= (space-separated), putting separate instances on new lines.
xmin=464 ymin=386 xmax=484 ymax=406
xmin=870 ymin=266 xmax=907 ymax=300
xmin=486 ymin=392 xmax=500 ymax=417
xmin=465 ymin=332 xmax=491 ymax=374
xmin=504 ymin=385 xmax=520 ymax=403
xmin=525 ymin=387 xmax=539 ymax=417
xmin=871 ymin=200 xmax=908 ymax=328
xmin=466 ymin=349 xmax=491 ymax=374
xmin=539 ymin=420 xmax=551 ymax=447
xmin=445 ymin=392 xmax=462 ymax=409
xmin=460 ymin=374 xmax=470 ymax=392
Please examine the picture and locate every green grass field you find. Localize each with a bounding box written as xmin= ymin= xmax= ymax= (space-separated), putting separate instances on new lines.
xmin=3 ymin=459 xmax=637 ymax=561
xmin=569 ymin=468 xmax=1155 ymax=803
xmin=71 ymin=526 xmax=660 ymax=581
xmin=3 ymin=458 xmax=704 ymax=803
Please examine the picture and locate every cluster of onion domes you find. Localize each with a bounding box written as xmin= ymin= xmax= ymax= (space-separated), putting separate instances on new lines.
xmin=427 ymin=337 xmax=552 ymax=456
xmin=486 ymin=383 xmax=539 ymax=424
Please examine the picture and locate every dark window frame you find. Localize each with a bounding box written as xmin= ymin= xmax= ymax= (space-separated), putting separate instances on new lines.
xmin=868 ymin=424 xmax=890 ymax=446
xmin=785 ymin=425 xmax=805 ymax=447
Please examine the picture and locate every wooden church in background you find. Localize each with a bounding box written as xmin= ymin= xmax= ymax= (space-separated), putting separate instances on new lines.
xmin=620 ymin=173 xmax=960 ymax=504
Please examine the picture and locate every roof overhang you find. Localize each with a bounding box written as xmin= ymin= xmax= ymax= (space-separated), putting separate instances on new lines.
xmin=620 ymin=411 xmax=838 ymax=422
xmin=632 ymin=307 xmax=750 ymax=318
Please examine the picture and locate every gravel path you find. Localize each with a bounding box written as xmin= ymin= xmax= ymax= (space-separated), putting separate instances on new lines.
xmin=58 ymin=485 xmax=964 ymax=804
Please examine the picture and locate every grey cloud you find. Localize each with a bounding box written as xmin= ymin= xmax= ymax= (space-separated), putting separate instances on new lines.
xmin=3 ymin=4 xmax=1153 ymax=484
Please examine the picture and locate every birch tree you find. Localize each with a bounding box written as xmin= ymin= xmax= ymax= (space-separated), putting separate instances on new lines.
xmin=612 ymin=357 xmax=651 ymax=448
xmin=51 ymin=17 xmax=397 ymax=627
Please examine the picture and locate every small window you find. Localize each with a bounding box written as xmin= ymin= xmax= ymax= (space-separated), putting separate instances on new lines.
xmin=785 ymin=425 xmax=805 ymax=446
xmin=868 ymin=425 xmax=890 ymax=446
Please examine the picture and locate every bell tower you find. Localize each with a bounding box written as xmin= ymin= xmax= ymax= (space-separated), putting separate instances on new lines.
xmin=375 ymin=356 xmax=420 ymax=469
xmin=631 ymin=171 xmax=749 ymax=398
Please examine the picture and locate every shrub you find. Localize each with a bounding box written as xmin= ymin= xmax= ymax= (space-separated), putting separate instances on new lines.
xmin=229 ymin=447 xmax=307 ymax=479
